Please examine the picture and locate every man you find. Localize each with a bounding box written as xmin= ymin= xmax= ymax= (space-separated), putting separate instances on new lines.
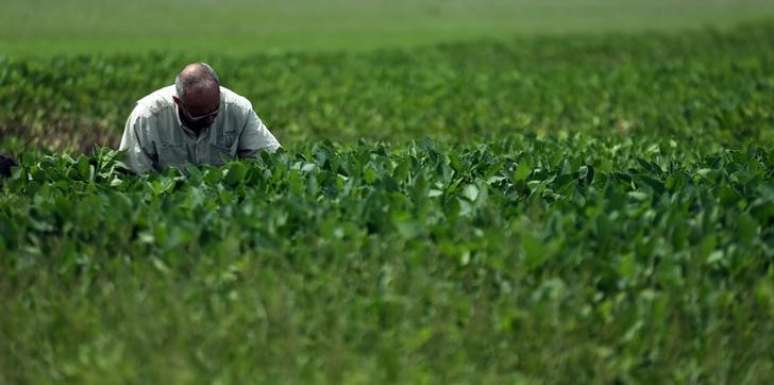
xmin=119 ymin=63 xmax=280 ymax=174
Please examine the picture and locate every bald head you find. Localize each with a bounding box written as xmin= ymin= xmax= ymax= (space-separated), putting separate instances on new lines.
xmin=174 ymin=63 xmax=221 ymax=115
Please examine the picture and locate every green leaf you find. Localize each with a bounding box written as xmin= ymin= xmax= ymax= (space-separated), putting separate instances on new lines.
xmin=513 ymin=161 xmax=531 ymax=183
xmin=224 ymin=162 xmax=248 ymax=186
xmin=462 ymin=184 xmax=479 ymax=202
xmin=523 ymin=233 xmax=548 ymax=271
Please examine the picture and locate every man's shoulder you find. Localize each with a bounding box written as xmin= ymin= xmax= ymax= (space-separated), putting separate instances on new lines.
xmin=133 ymin=85 xmax=176 ymax=118
xmin=220 ymin=86 xmax=253 ymax=112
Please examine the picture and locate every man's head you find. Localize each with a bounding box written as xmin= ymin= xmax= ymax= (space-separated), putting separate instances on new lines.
xmin=173 ymin=63 xmax=221 ymax=130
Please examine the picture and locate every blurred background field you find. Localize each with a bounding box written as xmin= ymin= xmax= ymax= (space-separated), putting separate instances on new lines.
xmin=2 ymin=0 xmax=774 ymax=56
xmin=3 ymin=0 xmax=773 ymax=153
xmin=2 ymin=20 xmax=773 ymax=153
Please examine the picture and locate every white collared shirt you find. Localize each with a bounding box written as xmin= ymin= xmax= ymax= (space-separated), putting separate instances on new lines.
xmin=118 ymin=85 xmax=280 ymax=174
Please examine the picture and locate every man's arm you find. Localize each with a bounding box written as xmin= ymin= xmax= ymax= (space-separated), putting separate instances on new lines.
xmin=118 ymin=112 xmax=156 ymax=174
xmin=237 ymin=107 xmax=281 ymax=159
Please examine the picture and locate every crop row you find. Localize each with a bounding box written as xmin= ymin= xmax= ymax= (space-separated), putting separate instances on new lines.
xmin=1 ymin=135 xmax=772 ymax=383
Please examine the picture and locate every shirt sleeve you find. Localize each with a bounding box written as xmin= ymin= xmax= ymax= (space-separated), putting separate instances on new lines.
xmin=237 ymin=107 xmax=281 ymax=159
xmin=118 ymin=111 xmax=156 ymax=174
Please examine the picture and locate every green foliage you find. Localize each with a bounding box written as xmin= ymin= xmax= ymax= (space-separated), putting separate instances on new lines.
xmin=1 ymin=136 xmax=773 ymax=384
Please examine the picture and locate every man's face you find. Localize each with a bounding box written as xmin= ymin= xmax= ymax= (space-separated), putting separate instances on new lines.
xmin=174 ymin=87 xmax=220 ymax=131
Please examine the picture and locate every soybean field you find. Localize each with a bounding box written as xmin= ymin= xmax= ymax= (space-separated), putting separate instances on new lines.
xmin=1 ymin=1 xmax=774 ymax=385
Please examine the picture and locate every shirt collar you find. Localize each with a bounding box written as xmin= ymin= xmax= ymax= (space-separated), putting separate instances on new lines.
xmin=174 ymin=103 xmax=184 ymax=128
